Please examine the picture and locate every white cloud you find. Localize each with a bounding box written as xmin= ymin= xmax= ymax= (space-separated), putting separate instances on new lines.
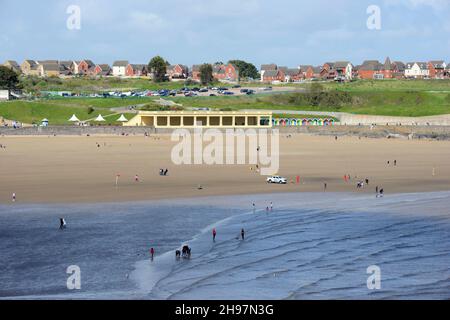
xmin=129 ymin=11 xmax=166 ymax=30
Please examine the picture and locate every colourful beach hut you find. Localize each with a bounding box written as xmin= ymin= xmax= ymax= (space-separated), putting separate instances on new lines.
xmin=289 ymin=119 xmax=297 ymax=126
xmin=317 ymin=118 xmax=324 ymax=126
xmin=323 ymin=119 xmax=330 ymax=126
xmin=279 ymin=119 xmax=287 ymax=127
xmin=302 ymin=119 xmax=308 ymax=126
xmin=272 ymin=118 xmax=279 ymax=126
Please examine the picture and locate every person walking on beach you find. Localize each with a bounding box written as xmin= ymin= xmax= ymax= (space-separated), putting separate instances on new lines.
xmin=135 ymin=174 xmax=140 ymax=182
xmin=12 ymin=193 xmax=16 ymax=202
xmin=252 ymin=203 xmax=256 ymax=213
xmin=150 ymin=248 xmax=155 ymax=260
xmin=59 ymin=218 xmax=66 ymax=230
xmin=379 ymin=189 xmax=384 ymax=198
xmin=212 ymin=228 xmax=217 ymax=242
xmin=324 ymin=182 xmax=327 ymax=191
xmin=241 ymin=229 xmax=245 ymax=240
xmin=375 ymin=186 xmax=379 ymax=196
xmin=270 ymin=202 xmax=273 ymax=211
xmin=394 ymin=160 xmax=397 ymax=166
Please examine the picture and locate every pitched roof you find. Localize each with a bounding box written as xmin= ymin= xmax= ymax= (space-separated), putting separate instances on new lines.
xmin=261 ymin=64 xmax=277 ymax=71
xmin=40 ymin=62 xmax=60 ymax=72
xmin=59 ymin=61 xmax=73 ymax=69
xmin=285 ymin=68 xmax=301 ymax=76
xmin=24 ymin=60 xmax=39 ymax=69
xmin=429 ymin=61 xmax=445 ymax=68
xmin=192 ymin=64 xmax=201 ymax=72
xmin=334 ymin=61 xmax=351 ymax=69
xmin=359 ymin=60 xmax=382 ymax=71
xmin=97 ymin=64 xmax=111 ymax=70
xmin=4 ymin=60 xmax=20 ymax=67
xmin=278 ymin=66 xmax=288 ymax=73
xmin=263 ymin=70 xmax=280 ymax=77
xmin=393 ymin=61 xmax=405 ymax=71
xmin=129 ymin=64 xmax=147 ymax=71
xmin=38 ymin=60 xmax=59 ymax=64
xmin=113 ymin=60 xmax=129 ymax=67
xmin=407 ymin=62 xmax=427 ymax=70
xmin=82 ymin=60 xmax=95 ymax=67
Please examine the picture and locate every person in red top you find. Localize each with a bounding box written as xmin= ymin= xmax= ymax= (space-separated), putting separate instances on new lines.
xmin=212 ymin=228 xmax=217 ymax=242
xmin=150 ymin=248 xmax=155 ymax=260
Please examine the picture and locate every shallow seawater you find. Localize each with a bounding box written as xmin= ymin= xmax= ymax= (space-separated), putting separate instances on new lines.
xmin=1 ymin=192 xmax=449 ymax=300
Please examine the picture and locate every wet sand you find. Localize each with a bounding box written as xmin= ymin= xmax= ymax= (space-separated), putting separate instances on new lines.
xmin=0 ymin=134 xmax=449 ymax=204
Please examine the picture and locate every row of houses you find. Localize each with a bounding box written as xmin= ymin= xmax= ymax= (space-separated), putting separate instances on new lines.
xmin=191 ymin=63 xmax=239 ymax=82
xmin=3 ymin=57 xmax=450 ymax=82
xmin=261 ymin=62 xmax=354 ymax=82
xmin=260 ymin=57 xmax=450 ymax=82
xmin=2 ymin=60 xmax=189 ymax=79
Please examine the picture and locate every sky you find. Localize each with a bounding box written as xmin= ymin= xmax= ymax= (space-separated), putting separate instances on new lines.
xmin=0 ymin=0 xmax=449 ymax=67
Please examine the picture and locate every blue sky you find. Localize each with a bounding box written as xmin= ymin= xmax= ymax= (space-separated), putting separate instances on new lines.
xmin=1 ymin=0 xmax=449 ymax=67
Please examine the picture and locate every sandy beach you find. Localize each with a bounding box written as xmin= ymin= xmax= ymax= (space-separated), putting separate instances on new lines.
xmin=1 ymin=133 xmax=450 ymax=204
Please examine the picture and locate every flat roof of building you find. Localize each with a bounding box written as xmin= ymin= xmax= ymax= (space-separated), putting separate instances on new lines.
xmin=135 ymin=110 xmax=272 ymax=115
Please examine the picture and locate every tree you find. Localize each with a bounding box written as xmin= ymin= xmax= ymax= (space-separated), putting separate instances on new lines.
xmin=199 ymin=64 xmax=214 ymax=85
xmin=0 ymin=66 xmax=20 ymax=90
xmin=148 ymin=56 xmax=168 ymax=82
xmin=228 ymin=60 xmax=259 ymax=81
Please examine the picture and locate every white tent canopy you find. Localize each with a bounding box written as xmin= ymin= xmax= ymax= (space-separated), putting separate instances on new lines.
xmin=68 ymin=114 xmax=80 ymax=122
xmin=117 ymin=114 xmax=128 ymax=122
xmin=94 ymin=114 xmax=106 ymax=122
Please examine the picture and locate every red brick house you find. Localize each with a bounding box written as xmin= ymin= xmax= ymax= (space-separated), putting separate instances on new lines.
xmin=299 ymin=65 xmax=321 ymax=80
xmin=357 ymin=60 xmax=383 ymax=79
xmin=262 ymin=69 xmax=285 ymax=82
xmin=93 ymin=64 xmax=112 ymax=76
xmin=320 ymin=62 xmax=336 ymax=79
xmin=125 ymin=64 xmax=148 ymax=77
xmin=213 ymin=63 xmax=239 ymax=82
xmin=284 ymin=68 xmax=302 ymax=82
xmin=260 ymin=64 xmax=277 ymax=81
xmin=78 ymin=60 xmax=95 ymax=75
xmin=428 ymin=61 xmax=446 ymax=79
xmin=167 ymin=64 xmax=188 ymax=79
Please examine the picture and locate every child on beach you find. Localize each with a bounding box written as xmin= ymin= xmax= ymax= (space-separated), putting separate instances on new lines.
xmin=150 ymin=248 xmax=155 ymax=260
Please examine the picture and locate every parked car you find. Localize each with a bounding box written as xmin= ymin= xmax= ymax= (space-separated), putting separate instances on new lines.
xmin=246 ymin=90 xmax=255 ymax=95
xmin=266 ymin=176 xmax=287 ymax=184
xmin=199 ymin=88 xmax=208 ymax=93
xmin=223 ymin=91 xmax=234 ymax=95
xmin=240 ymin=89 xmax=249 ymax=93
xmin=209 ymin=94 xmax=217 ymax=97
xmin=232 ymin=85 xmax=241 ymax=88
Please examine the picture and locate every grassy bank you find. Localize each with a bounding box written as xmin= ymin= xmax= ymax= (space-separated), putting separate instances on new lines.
xmin=169 ymin=90 xmax=450 ymax=117
xmin=0 ymin=100 xmax=135 ymax=125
